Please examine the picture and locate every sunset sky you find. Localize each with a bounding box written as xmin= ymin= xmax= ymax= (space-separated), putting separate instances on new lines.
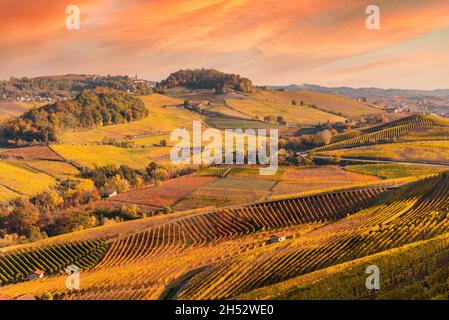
xmin=1 ymin=0 xmax=449 ymax=89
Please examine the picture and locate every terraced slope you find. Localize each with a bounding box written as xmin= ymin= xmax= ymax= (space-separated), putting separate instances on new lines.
xmin=0 ymin=240 xmax=107 ymax=286
xmin=177 ymin=173 xmax=449 ymax=299
xmin=0 ymin=187 xmax=385 ymax=299
xmin=314 ymin=114 xmax=449 ymax=152
xmin=2 ymin=171 xmax=449 ymax=300
xmin=239 ymin=232 xmax=449 ymax=300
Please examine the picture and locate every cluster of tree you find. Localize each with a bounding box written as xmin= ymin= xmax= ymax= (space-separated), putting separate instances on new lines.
xmin=283 ymin=129 xmax=338 ymax=152
xmin=0 ymin=160 xmax=199 ymax=247
xmin=101 ymin=137 xmax=136 ymax=148
xmin=158 ymin=69 xmax=253 ymax=94
xmin=0 ymin=74 xmax=154 ymax=99
xmin=254 ymin=115 xmax=287 ymax=125
xmin=81 ymin=162 xmax=198 ymax=198
xmin=0 ymin=193 xmax=151 ymax=247
xmin=0 ymin=88 xmax=148 ymax=144
xmin=46 ymin=204 xmax=150 ymax=237
xmin=0 ymin=181 xmax=100 ymax=246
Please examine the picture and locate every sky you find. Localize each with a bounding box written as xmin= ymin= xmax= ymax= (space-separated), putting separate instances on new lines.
xmin=1 ymin=0 xmax=449 ymax=89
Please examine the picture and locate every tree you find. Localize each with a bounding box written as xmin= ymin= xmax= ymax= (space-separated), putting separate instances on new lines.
xmin=32 ymin=190 xmax=63 ymax=212
xmin=153 ymin=167 xmax=170 ymax=181
xmin=105 ymin=175 xmax=130 ymax=194
xmin=264 ymin=116 xmax=273 ymax=123
xmin=313 ymin=130 xmax=332 ymax=146
xmin=277 ymin=116 xmax=287 ymax=125
xmin=7 ymin=198 xmax=40 ymax=235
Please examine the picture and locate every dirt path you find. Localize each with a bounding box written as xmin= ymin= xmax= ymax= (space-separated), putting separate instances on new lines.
xmin=159 ymin=267 xmax=206 ymax=300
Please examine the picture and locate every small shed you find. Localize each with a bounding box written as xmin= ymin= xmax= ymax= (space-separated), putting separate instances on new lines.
xmin=108 ymin=191 xmax=118 ymax=198
xmin=27 ymin=269 xmax=45 ymax=281
xmin=270 ymin=234 xmax=287 ymax=243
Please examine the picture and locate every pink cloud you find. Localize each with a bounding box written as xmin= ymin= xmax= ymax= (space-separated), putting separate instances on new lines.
xmin=1 ymin=0 xmax=449 ymax=88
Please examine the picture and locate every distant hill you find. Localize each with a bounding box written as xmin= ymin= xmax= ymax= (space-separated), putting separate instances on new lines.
xmin=268 ymin=83 xmax=449 ymax=99
xmin=249 ymin=89 xmax=384 ymax=119
xmin=158 ymin=69 xmax=253 ymax=94
xmin=0 ymin=74 xmax=155 ymax=102
xmin=268 ymin=84 xmax=449 ymax=115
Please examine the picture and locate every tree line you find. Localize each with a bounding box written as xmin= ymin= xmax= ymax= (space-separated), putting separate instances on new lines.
xmin=158 ymin=69 xmax=253 ymax=94
xmin=0 ymin=161 xmax=199 ymax=247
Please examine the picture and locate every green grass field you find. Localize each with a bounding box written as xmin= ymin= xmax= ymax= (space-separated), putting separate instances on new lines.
xmin=322 ymin=141 xmax=449 ymax=164
xmin=345 ymin=163 xmax=447 ymax=179
xmin=399 ymin=126 xmax=449 ymax=142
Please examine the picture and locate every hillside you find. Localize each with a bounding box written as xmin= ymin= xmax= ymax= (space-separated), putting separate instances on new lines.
xmin=0 ymin=186 xmax=386 ymax=297
xmin=158 ymin=69 xmax=253 ymax=94
xmin=1 ymin=171 xmax=449 ymax=299
xmin=0 ymin=74 xmax=154 ymax=102
xmin=238 ymin=232 xmax=449 ymax=300
xmin=0 ymin=101 xmax=46 ymax=121
xmin=58 ymin=94 xmax=202 ymax=145
xmin=313 ymin=114 xmax=449 ymax=152
xmin=252 ymin=89 xmax=383 ymax=118
xmin=322 ymin=141 xmax=449 ymax=165
xmin=0 ymin=88 xmax=148 ymax=144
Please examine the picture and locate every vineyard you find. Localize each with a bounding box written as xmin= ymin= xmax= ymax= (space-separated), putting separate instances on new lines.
xmin=322 ymin=140 xmax=449 ymax=164
xmin=313 ymin=114 xmax=449 ymax=152
xmin=107 ymin=176 xmax=217 ymax=208
xmin=0 ymin=187 xmax=386 ymax=299
xmin=362 ymin=114 xmax=449 ymax=134
xmin=345 ymin=163 xmax=447 ymax=179
xmin=177 ymin=173 xmax=449 ymax=299
xmin=271 ymin=166 xmax=379 ymax=196
xmin=0 ymin=154 xmax=449 ymax=300
xmin=248 ymin=90 xmax=382 ymax=118
xmin=196 ymin=166 xmax=232 ymax=177
xmin=50 ymin=144 xmax=172 ymax=169
xmin=0 ymin=146 xmax=63 ymax=161
xmin=0 ymin=160 xmax=57 ymax=196
xmin=0 ymin=240 xmax=107 ymax=286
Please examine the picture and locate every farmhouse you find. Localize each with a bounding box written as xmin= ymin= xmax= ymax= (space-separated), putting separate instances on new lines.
xmin=386 ymin=106 xmax=405 ymax=114
xmin=108 ymin=191 xmax=118 ymax=198
xmin=27 ymin=269 xmax=45 ymax=280
xmin=270 ymin=234 xmax=287 ymax=243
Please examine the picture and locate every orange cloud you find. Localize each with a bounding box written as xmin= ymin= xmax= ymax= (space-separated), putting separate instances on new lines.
xmin=1 ymin=0 xmax=449 ymax=88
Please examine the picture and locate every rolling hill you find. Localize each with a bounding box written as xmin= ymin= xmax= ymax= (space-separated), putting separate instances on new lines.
xmin=313 ymin=114 xmax=449 ymax=152
xmin=1 ymin=171 xmax=449 ymax=300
